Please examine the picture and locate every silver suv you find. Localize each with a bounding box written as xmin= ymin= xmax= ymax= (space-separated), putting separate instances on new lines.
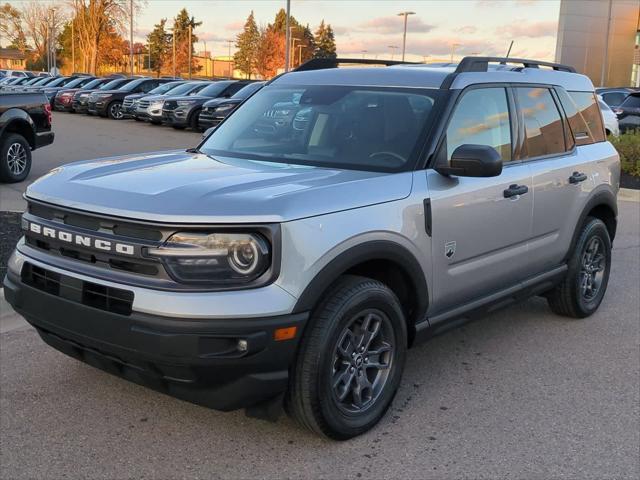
xmin=4 ymin=57 xmax=620 ymax=439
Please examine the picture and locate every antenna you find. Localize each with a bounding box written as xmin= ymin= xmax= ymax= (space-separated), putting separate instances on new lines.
xmin=505 ymin=40 xmax=514 ymax=59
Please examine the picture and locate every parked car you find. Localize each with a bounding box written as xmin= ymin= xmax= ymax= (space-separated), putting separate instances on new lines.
xmin=134 ymin=81 xmax=209 ymax=124
xmin=0 ymin=77 xmax=32 ymax=91
xmin=595 ymin=87 xmax=639 ymax=108
xmin=199 ymin=81 xmax=265 ymax=130
xmin=0 ymin=92 xmax=54 ymax=182
xmin=87 ymin=77 xmax=179 ymax=119
xmin=597 ymin=96 xmax=619 ymax=136
xmin=613 ymin=91 xmax=640 ymax=133
xmin=54 ymin=77 xmax=112 ymax=112
xmin=3 ymin=57 xmax=620 ymax=439
xmin=5 ymin=76 xmax=43 ymax=91
xmin=0 ymin=70 xmax=33 ymax=78
xmin=11 ymin=76 xmax=60 ymax=92
xmin=40 ymin=76 xmax=96 ymax=107
xmin=121 ymin=79 xmax=185 ymax=119
xmin=72 ymin=77 xmax=136 ymax=114
xmin=162 ymin=80 xmax=252 ymax=130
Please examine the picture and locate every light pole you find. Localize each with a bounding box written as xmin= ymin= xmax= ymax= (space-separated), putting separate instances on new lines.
xmin=71 ymin=19 xmax=75 ymax=72
xmin=129 ymin=0 xmax=134 ymax=76
xmin=450 ymin=43 xmax=462 ymax=63
xmin=397 ymin=11 xmax=415 ymax=62
xmin=172 ymin=30 xmax=176 ymax=78
xmin=227 ymin=39 xmax=233 ymax=79
xmin=298 ymin=44 xmax=304 ymax=66
xmin=388 ymin=45 xmax=398 ymax=60
xmin=284 ymin=0 xmax=291 ymax=72
xmin=188 ymin=22 xmax=192 ymax=79
xmin=291 ymin=36 xmax=300 ymax=70
xmin=50 ymin=7 xmax=57 ymax=74
xmin=361 ymin=50 xmax=367 ymax=59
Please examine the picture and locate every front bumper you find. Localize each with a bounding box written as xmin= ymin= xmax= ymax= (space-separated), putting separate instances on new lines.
xmin=4 ymin=261 xmax=307 ymax=412
xmin=87 ymin=100 xmax=108 ymax=116
xmin=162 ymin=108 xmax=190 ymax=126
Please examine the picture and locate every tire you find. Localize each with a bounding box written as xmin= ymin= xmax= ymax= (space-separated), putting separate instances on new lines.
xmin=0 ymin=133 xmax=32 ymax=183
xmin=189 ymin=109 xmax=202 ymax=131
xmin=286 ymin=275 xmax=407 ymax=440
xmin=172 ymin=125 xmax=186 ymax=130
xmin=107 ymin=101 xmax=123 ymax=119
xmin=546 ymin=217 xmax=612 ymax=318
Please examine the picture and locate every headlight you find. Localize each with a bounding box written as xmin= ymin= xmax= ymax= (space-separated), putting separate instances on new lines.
xmin=214 ymin=104 xmax=235 ymax=113
xmin=149 ymin=101 xmax=164 ymax=108
xmin=177 ymin=100 xmax=197 ymax=106
xmin=146 ymin=232 xmax=271 ymax=285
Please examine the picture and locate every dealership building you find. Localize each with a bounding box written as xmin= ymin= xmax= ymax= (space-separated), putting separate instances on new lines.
xmin=555 ymin=0 xmax=640 ymax=87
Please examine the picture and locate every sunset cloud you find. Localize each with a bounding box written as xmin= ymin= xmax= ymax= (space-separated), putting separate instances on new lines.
xmin=495 ymin=20 xmax=557 ymax=38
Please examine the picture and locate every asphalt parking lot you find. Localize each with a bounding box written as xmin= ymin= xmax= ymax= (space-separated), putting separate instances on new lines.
xmin=1 ymin=112 xmax=639 ymax=479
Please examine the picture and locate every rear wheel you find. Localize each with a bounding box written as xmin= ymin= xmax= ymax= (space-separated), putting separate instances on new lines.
xmin=189 ymin=109 xmax=202 ymax=131
xmin=286 ymin=275 xmax=407 ymax=440
xmin=546 ymin=217 xmax=611 ymax=318
xmin=107 ymin=101 xmax=123 ymax=119
xmin=0 ymin=133 xmax=32 ymax=183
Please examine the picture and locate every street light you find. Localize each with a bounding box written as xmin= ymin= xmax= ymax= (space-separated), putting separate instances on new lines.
xmin=388 ymin=45 xmax=398 ymax=60
xmin=450 ymin=43 xmax=462 ymax=63
xmin=397 ymin=11 xmax=415 ymax=62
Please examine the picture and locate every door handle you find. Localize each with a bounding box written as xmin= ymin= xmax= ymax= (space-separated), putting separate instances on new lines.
xmin=569 ymin=171 xmax=588 ymax=184
xmin=503 ymin=184 xmax=529 ymax=198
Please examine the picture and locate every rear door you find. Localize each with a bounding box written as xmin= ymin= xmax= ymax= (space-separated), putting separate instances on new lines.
xmin=427 ymin=86 xmax=534 ymax=314
xmin=526 ymin=88 xmax=606 ymax=269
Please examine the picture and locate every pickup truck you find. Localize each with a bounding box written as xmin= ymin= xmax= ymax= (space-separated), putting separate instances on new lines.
xmin=0 ymin=93 xmax=54 ymax=183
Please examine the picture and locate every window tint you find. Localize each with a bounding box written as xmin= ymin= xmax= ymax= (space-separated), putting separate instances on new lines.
xmin=516 ymin=87 xmax=565 ymax=158
xmin=445 ymin=87 xmax=511 ymax=161
xmin=621 ymin=94 xmax=640 ymax=108
xmin=601 ymin=92 xmax=627 ymax=106
xmin=563 ymin=91 xmax=606 ymax=145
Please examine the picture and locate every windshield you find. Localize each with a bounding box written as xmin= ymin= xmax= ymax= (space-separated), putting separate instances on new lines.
xmin=44 ymin=77 xmax=69 ymax=87
xmin=63 ymin=77 xmax=91 ymax=89
xmin=23 ymin=77 xmax=42 ymax=86
xmin=201 ymin=84 xmax=440 ymax=172
xmin=120 ymin=78 xmax=149 ymax=91
xmin=100 ymin=78 xmax=131 ymax=90
xmin=186 ymin=82 xmax=210 ymax=96
xmin=196 ymin=81 xmax=235 ymax=98
xmin=162 ymin=82 xmax=201 ymax=96
xmin=148 ymin=81 xmax=183 ymax=95
xmin=81 ymin=78 xmax=105 ymax=90
xmin=233 ymin=82 xmax=264 ymax=99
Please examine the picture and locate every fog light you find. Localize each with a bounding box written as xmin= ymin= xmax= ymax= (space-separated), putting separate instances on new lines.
xmin=237 ymin=339 xmax=248 ymax=352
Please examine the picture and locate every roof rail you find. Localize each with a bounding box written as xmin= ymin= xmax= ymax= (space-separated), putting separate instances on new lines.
xmin=454 ymin=56 xmax=576 ymax=73
xmin=294 ymin=57 xmax=419 ymax=72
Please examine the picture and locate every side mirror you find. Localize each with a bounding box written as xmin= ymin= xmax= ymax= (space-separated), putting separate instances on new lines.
xmin=435 ymin=144 xmax=503 ymax=177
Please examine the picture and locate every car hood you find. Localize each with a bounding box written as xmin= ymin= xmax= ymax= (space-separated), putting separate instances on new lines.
xmin=92 ymin=89 xmax=125 ymax=95
xmin=166 ymin=95 xmax=208 ymax=102
xmin=203 ymin=98 xmax=241 ymax=108
xmin=125 ymin=93 xmax=147 ymax=100
xmin=26 ymin=150 xmax=412 ymax=224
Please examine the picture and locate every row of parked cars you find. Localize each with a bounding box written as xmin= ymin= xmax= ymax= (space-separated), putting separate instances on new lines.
xmin=1 ymin=73 xmax=265 ymax=132
xmin=596 ymin=86 xmax=640 ymax=135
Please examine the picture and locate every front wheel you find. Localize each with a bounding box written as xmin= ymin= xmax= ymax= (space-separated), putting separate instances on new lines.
xmin=546 ymin=217 xmax=612 ymax=318
xmin=0 ymin=133 xmax=32 ymax=183
xmin=286 ymin=275 xmax=407 ymax=439
xmin=107 ymin=101 xmax=123 ymax=119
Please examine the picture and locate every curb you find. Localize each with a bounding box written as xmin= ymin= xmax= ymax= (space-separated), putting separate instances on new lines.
xmin=619 ymin=188 xmax=640 ymax=203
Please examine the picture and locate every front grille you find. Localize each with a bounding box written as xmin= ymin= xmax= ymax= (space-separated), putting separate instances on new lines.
xmin=123 ymin=98 xmax=135 ymax=108
xmin=22 ymin=263 xmax=134 ymax=316
xmin=138 ymin=100 xmax=150 ymax=109
xmin=163 ymin=101 xmax=177 ymax=111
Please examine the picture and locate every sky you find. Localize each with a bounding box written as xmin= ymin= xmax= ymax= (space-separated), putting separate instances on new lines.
xmin=12 ymin=0 xmax=563 ymax=62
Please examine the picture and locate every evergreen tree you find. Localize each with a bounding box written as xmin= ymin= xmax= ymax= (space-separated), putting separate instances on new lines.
xmin=313 ymin=20 xmax=337 ymax=59
xmin=234 ymin=11 xmax=260 ymax=78
xmin=147 ymin=18 xmax=171 ymax=76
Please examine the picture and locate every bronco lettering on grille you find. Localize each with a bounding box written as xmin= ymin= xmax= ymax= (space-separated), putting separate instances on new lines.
xmin=28 ymin=222 xmax=135 ymax=256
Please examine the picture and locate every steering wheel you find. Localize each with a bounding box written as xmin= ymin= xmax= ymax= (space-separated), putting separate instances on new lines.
xmin=368 ymin=151 xmax=407 ymax=163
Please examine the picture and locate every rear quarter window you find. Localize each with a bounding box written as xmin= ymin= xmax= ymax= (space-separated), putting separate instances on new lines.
xmin=560 ymin=91 xmax=606 ymax=145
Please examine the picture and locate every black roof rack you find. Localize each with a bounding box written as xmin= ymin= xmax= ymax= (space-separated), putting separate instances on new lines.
xmin=454 ymin=56 xmax=576 ymax=73
xmin=294 ymin=57 xmax=419 ymax=72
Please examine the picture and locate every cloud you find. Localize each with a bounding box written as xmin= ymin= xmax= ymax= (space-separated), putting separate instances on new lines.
xmin=198 ymin=31 xmax=230 ymax=42
xmin=456 ymin=25 xmax=478 ymax=35
xmin=495 ymin=20 xmax=557 ymax=38
xmin=349 ymin=15 xmax=435 ymax=35
xmin=224 ymin=21 xmax=244 ymax=32
xmin=339 ymin=36 xmax=500 ymax=58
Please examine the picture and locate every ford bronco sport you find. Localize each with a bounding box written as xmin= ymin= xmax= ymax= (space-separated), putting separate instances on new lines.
xmin=4 ymin=57 xmax=619 ymax=439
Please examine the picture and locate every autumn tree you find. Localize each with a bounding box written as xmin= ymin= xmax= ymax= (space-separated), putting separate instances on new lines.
xmin=313 ymin=20 xmax=336 ymax=59
xmin=0 ymin=3 xmax=27 ymax=51
xmin=21 ymin=1 xmax=67 ymax=69
xmin=255 ymin=26 xmax=285 ymax=79
xmin=172 ymin=8 xmax=202 ymax=77
xmin=147 ymin=18 xmax=171 ymax=76
xmin=234 ymin=11 xmax=260 ymax=78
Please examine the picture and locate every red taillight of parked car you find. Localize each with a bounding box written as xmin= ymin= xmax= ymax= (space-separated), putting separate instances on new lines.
xmin=44 ymin=103 xmax=52 ymax=126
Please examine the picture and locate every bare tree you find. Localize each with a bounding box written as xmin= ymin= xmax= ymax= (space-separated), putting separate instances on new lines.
xmin=21 ymin=1 xmax=66 ymax=61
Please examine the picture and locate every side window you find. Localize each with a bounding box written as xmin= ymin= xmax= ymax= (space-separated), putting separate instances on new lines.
xmin=558 ymin=90 xmax=606 ymax=145
xmin=515 ymin=87 xmax=566 ymax=158
xmin=141 ymin=81 xmax=158 ymax=93
xmin=445 ymin=87 xmax=512 ymax=162
xmin=225 ymin=83 xmax=247 ymax=97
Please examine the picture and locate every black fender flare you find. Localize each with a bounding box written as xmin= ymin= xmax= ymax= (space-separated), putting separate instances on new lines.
xmin=292 ymin=240 xmax=429 ymax=324
xmin=0 ymin=109 xmax=36 ymax=147
xmin=564 ymin=186 xmax=618 ymax=262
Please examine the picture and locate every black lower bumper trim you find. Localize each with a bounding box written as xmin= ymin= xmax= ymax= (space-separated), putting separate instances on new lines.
xmin=4 ymin=271 xmax=308 ymax=411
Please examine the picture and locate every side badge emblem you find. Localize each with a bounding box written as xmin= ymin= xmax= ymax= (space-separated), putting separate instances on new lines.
xmin=445 ymin=241 xmax=456 ymax=259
